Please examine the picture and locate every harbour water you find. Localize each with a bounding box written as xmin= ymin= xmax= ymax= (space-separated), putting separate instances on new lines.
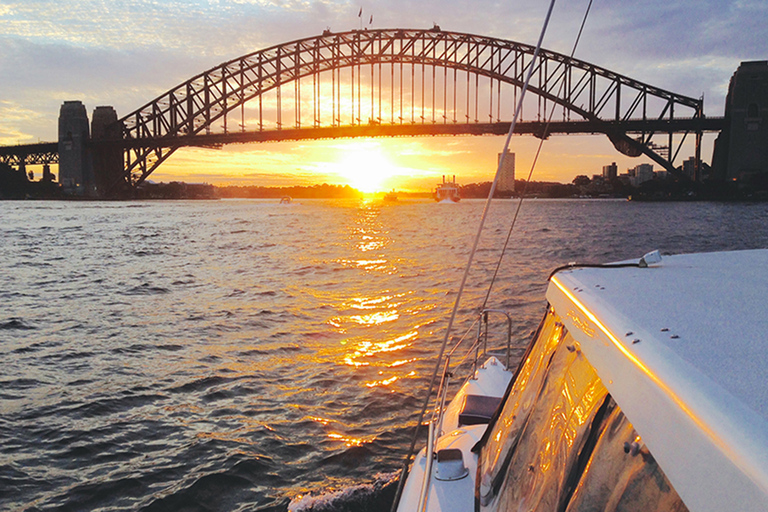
xmin=2 ymin=198 xmax=768 ymax=511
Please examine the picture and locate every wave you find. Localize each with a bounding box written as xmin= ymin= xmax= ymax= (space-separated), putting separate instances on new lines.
xmin=123 ymin=284 xmax=171 ymax=295
xmin=0 ymin=317 xmax=35 ymax=330
xmin=288 ymin=472 xmax=398 ymax=512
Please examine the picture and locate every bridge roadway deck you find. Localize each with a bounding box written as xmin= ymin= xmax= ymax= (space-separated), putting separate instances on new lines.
xmin=109 ymin=117 xmax=727 ymax=149
xmin=1 ymin=118 xmax=725 ymax=156
xmin=0 ymin=142 xmax=59 ymax=164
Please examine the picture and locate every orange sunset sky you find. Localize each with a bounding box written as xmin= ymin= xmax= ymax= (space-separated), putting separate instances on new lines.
xmin=1 ymin=0 xmax=764 ymax=191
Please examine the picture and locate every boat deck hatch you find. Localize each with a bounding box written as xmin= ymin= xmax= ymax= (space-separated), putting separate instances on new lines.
xmin=458 ymin=394 xmax=502 ymax=426
xmin=435 ymin=449 xmax=469 ymax=481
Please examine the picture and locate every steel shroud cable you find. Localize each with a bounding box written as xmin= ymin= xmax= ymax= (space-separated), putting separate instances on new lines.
xmin=389 ymin=1 xmax=558 ymax=509
xmin=480 ymin=0 xmax=595 ymax=312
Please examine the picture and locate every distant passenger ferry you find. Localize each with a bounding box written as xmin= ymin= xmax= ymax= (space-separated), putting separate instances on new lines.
xmin=434 ymin=175 xmax=460 ymax=203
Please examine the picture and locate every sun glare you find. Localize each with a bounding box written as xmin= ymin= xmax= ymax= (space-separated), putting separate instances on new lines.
xmin=335 ymin=143 xmax=401 ymax=193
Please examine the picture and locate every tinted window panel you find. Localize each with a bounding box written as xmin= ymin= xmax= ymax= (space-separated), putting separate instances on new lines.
xmin=565 ymin=399 xmax=689 ymax=512
xmin=489 ymin=332 xmax=608 ymax=511
xmin=479 ymin=308 xmax=565 ymax=506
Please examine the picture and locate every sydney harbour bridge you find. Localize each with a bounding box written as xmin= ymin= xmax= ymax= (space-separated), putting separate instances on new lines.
xmin=0 ymin=27 xmax=734 ymax=198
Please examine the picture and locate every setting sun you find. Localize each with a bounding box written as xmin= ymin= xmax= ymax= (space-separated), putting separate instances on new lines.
xmin=334 ymin=142 xmax=402 ymax=193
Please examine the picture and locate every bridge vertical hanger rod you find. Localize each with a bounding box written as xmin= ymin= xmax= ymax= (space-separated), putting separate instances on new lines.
xmin=466 ymin=42 xmax=470 ymax=123
xmin=411 ymin=44 xmax=415 ymax=124
xmin=432 ymin=48 xmax=436 ymax=123
xmin=204 ymin=74 xmax=211 ymax=135
xmin=187 ymin=82 xmax=194 ymax=136
xmin=371 ymin=57 xmax=375 ymax=124
xmin=399 ymin=54 xmax=403 ymax=124
xmin=421 ymin=54 xmax=425 ymax=123
xmin=295 ymin=54 xmax=300 ymax=129
xmin=443 ymin=60 xmax=447 ymax=124
xmin=239 ymin=60 xmax=245 ymax=132
xmin=391 ymin=56 xmax=395 ymax=124
xmin=695 ymin=100 xmax=703 ymax=181
xmin=563 ymin=64 xmax=568 ymax=122
xmin=221 ymin=66 xmax=229 ymax=135
xmin=542 ymin=57 xmax=547 ymax=121
xmin=378 ymin=34 xmax=384 ymax=124
xmin=452 ymin=63 xmax=456 ymax=123
xmin=496 ymin=48 xmax=503 ymax=123
xmin=276 ymin=50 xmax=282 ymax=130
xmin=316 ymin=43 xmax=321 ymax=127
xmin=669 ymin=101 xmax=674 ymax=167
xmin=357 ymin=36 xmax=361 ymax=126
xmin=258 ymin=53 xmax=263 ymax=131
xmin=512 ymin=52 xmax=518 ymax=121
xmin=389 ymin=44 xmax=395 ymax=124
xmin=475 ymin=55 xmax=480 ymax=123
xmin=351 ymin=35 xmax=356 ymax=126
xmin=312 ymin=60 xmax=316 ymax=127
xmin=332 ymin=41 xmax=337 ymax=127
xmin=489 ymin=48 xmax=494 ymax=123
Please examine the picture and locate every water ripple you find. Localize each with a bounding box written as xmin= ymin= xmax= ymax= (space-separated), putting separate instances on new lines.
xmin=1 ymin=199 xmax=767 ymax=511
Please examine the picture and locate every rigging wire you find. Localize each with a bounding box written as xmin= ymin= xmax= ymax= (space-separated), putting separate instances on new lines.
xmin=480 ymin=0 xmax=594 ymax=311
xmin=389 ymin=1 xmax=558 ymax=510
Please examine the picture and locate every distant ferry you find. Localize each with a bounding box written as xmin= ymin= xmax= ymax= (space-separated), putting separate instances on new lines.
xmin=434 ymin=175 xmax=460 ymax=203
xmin=384 ymin=190 xmax=398 ymax=202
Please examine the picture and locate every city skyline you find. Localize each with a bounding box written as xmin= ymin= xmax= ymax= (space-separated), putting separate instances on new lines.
xmin=1 ymin=0 xmax=765 ymax=191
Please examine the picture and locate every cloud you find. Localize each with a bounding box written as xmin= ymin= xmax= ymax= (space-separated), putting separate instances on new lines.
xmin=1 ymin=0 xmax=764 ymax=185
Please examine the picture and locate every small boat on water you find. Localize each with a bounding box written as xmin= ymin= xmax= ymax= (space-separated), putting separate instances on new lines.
xmin=384 ymin=190 xmax=398 ymax=202
xmin=395 ymin=249 xmax=768 ymax=512
xmin=434 ymin=175 xmax=460 ymax=203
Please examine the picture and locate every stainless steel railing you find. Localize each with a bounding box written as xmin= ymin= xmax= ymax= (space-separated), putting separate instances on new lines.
xmin=416 ymin=309 xmax=513 ymax=512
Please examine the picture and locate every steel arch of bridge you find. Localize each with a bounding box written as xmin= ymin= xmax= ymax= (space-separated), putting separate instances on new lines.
xmin=118 ymin=28 xmax=705 ymax=188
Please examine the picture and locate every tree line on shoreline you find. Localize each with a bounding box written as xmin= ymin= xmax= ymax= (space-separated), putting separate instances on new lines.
xmin=216 ymin=183 xmax=363 ymax=199
xmin=4 ymin=166 xmax=765 ymax=201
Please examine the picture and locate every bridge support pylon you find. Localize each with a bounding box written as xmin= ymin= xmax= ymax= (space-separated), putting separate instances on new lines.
xmin=58 ymin=101 xmax=96 ymax=197
xmin=712 ymin=61 xmax=768 ymax=185
xmin=91 ymin=106 xmax=123 ymax=197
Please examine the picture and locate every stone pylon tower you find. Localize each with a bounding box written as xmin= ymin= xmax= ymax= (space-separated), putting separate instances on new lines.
xmin=712 ymin=61 xmax=768 ymax=183
xmin=58 ymin=101 xmax=95 ymax=196
xmin=91 ymin=106 xmax=123 ymax=195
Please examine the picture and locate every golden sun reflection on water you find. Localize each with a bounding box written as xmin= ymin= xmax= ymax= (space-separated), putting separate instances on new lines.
xmin=307 ymin=416 xmax=332 ymax=426
xmin=314 ymin=201 xmax=435 ymax=392
xmin=358 ymin=236 xmax=385 ymax=252
xmin=347 ymin=294 xmax=403 ymax=309
xmin=306 ymin=415 xmax=371 ymax=448
xmin=327 ymin=432 xmax=368 ymax=447
xmin=341 ymin=330 xmax=419 ymax=368
xmin=348 ymin=310 xmax=400 ymax=326
xmin=338 ymin=258 xmax=391 ymax=272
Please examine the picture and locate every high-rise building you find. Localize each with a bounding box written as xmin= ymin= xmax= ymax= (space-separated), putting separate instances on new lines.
xmin=497 ymin=151 xmax=515 ymax=193
xmin=682 ymin=157 xmax=697 ymax=180
xmin=602 ymin=162 xmax=617 ymax=180
xmin=632 ymin=163 xmax=654 ymax=186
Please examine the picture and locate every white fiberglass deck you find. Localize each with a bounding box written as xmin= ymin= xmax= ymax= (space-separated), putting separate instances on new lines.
xmin=396 ymin=357 xmax=512 ymax=512
xmin=548 ymin=249 xmax=768 ymax=512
